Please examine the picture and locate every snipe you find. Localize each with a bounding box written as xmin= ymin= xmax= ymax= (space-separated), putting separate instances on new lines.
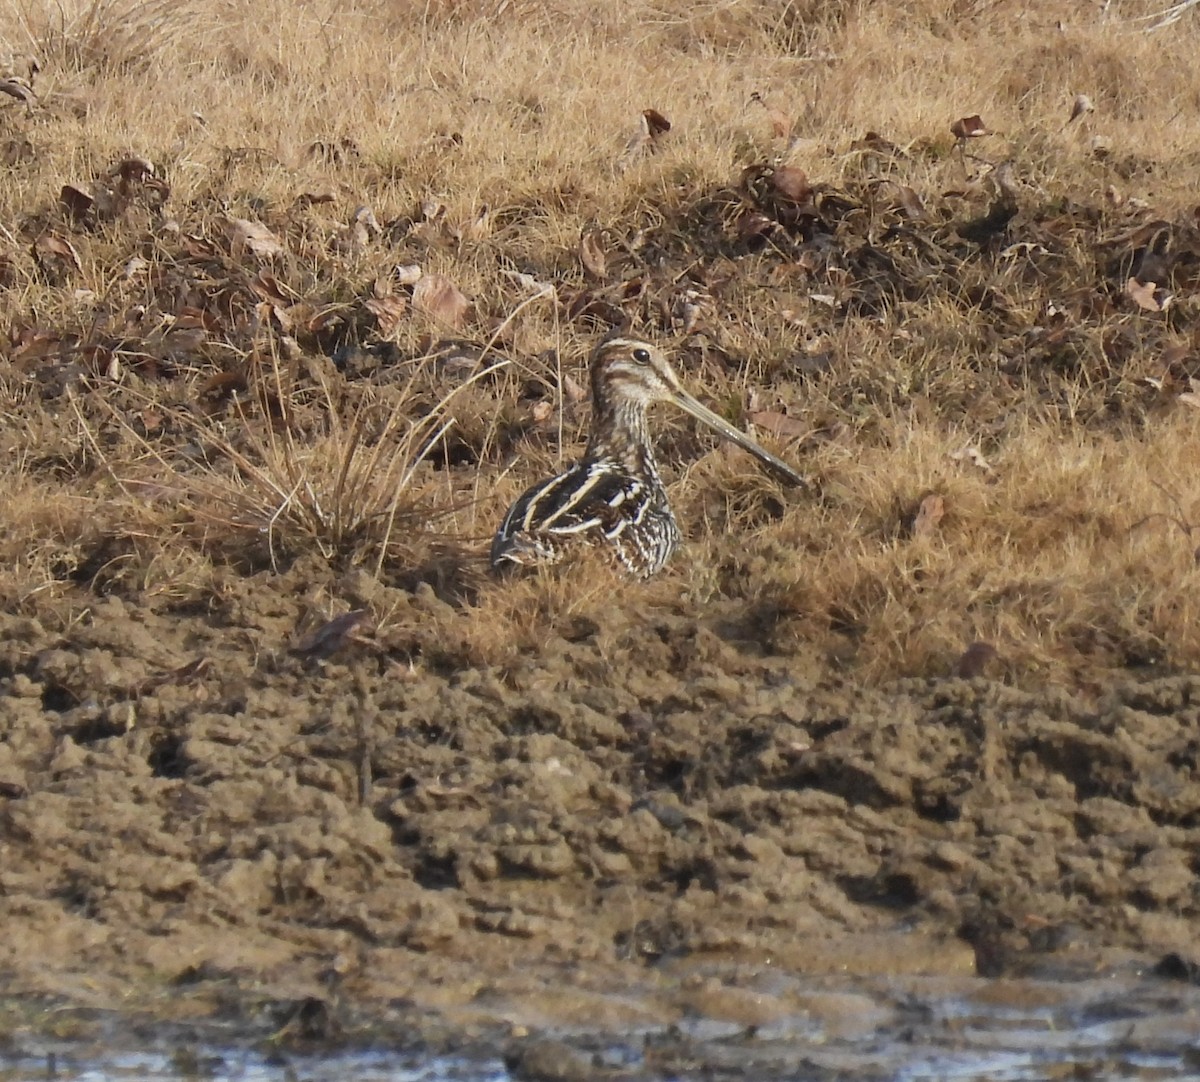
xmin=491 ymin=336 xmax=805 ymax=579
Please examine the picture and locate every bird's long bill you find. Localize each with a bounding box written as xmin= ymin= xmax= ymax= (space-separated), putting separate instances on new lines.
xmin=671 ymin=390 xmax=806 ymax=486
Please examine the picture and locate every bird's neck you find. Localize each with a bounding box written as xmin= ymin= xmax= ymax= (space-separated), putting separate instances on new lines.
xmin=585 ymin=396 xmax=659 ymax=478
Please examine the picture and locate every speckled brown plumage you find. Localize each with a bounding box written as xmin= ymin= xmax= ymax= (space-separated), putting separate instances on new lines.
xmin=491 ymin=336 xmax=805 ymax=579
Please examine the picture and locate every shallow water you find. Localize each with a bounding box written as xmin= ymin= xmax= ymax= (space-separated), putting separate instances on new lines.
xmin=0 ymin=1046 xmax=508 ymax=1082
xmin=3 ymin=971 xmax=1197 ymax=1081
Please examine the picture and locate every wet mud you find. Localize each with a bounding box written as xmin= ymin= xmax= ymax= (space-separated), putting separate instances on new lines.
xmin=2 ymin=557 xmax=1200 ymax=1076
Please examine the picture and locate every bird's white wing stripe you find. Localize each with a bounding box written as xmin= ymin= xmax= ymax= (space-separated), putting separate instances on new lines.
xmin=539 ymin=471 xmax=609 ymax=529
xmin=536 ymin=468 xmax=642 ymax=533
xmin=550 ymin=517 xmax=606 ymax=535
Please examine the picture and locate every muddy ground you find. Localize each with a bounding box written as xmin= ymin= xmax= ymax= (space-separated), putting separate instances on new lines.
xmin=2 ymin=549 xmax=1200 ymax=1062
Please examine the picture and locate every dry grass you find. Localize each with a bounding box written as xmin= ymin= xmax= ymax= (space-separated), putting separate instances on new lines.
xmin=2 ymin=0 xmax=1200 ymax=681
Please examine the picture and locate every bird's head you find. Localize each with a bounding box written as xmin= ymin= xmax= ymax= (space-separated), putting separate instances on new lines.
xmin=590 ymin=336 xmax=686 ymax=409
xmin=588 ymin=336 xmax=805 ymax=486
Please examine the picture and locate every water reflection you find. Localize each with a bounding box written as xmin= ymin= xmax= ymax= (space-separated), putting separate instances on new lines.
xmin=2 ymin=973 xmax=1196 ymax=1081
xmin=3 ymin=1048 xmax=507 ymax=1082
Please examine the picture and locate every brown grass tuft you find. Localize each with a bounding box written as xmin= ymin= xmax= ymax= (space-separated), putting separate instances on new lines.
xmin=11 ymin=0 xmax=207 ymax=73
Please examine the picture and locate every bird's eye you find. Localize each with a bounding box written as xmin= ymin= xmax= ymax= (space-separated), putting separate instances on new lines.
xmin=632 ymin=348 xmax=651 ymax=365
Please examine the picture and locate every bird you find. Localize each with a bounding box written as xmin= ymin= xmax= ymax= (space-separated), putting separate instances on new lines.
xmin=491 ymin=335 xmax=805 ymax=579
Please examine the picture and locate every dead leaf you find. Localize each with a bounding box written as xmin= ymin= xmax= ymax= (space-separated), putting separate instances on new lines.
xmin=579 ymin=229 xmax=607 ymax=280
xmin=293 ymin=610 xmax=372 ymax=659
xmin=643 ymin=108 xmax=671 ymax=138
xmin=101 ymin=157 xmax=168 ymax=205
xmin=747 ymin=410 xmax=806 ymax=439
xmin=530 ymin=400 xmax=554 ymax=423
xmin=736 ymin=209 xmax=775 ymax=242
xmin=503 ymin=269 xmax=553 ymax=295
xmin=225 ymin=217 xmax=285 ymax=260
xmin=618 ymin=132 xmax=650 ymax=170
xmin=911 ymin=493 xmax=945 ymax=538
xmin=562 ymin=373 xmax=587 ymax=403
xmin=148 ymin=320 xmax=206 ymax=357
xmin=9 ymin=326 xmax=61 ymax=367
xmin=412 ymin=273 xmax=471 ymax=329
xmin=955 ymin=642 xmax=998 ymax=679
xmin=109 ymin=156 xmax=154 ymax=183
xmin=421 ymin=197 xmax=446 ymax=222
xmin=264 ymin=304 xmax=295 ymax=333
xmin=332 ymin=205 xmax=380 ymax=256
xmin=1160 ymin=344 xmax=1192 ymax=374
xmin=462 ymin=204 xmax=491 ymax=242
xmin=888 ymin=183 xmax=925 ymax=218
xmin=950 ymin=114 xmax=989 ymax=140
xmin=950 ymin=445 xmax=993 ymax=473
xmin=0 ymin=77 xmax=35 ymax=108
xmin=32 ymin=231 xmax=81 ymax=275
xmin=750 ymin=91 xmax=792 ymax=139
xmin=130 ymin=656 xmax=211 ymax=697
xmin=1125 ymin=277 xmax=1171 ymax=313
xmin=772 ymin=165 xmax=811 ymax=203
xmin=562 ymin=287 xmax=624 ymax=325
xmin=851 ymin=130 xmax=904 ymax=157
xmin=617 ymin=108 xmax=672 ymax=170
xmin=292 ymin=188 xmax=337 ymax=208
xmin=1178 ymin=378 xmax=1200 ymax=410
xmin=306 ymin=307 xmax=345 ymax=335
xmin=304 ymin=137 xmax=360 ymax=165
xmin=197 ymin=368 xmax=246 ymax=401
xmin=88 ymin=182 xmax=125 ymax=220
xmin=180 ymin=232 xmax=216 ymax=259
xmin=178 ymin=306 xmax=218 ymax=333
xmin=365 ymin=286 xmax=408 ymax=336
xmin=1066 ymin=93 xmax=1094 ymax=125
xmin=2 ymin=137 xmax=33 ymax=165
xmin=673 ymin=289 xmax=707 ymax=335
xmin=249 ymin=272 xmax=297 ymax=307
xmin=59 ymin=184 xmax=93 ymax=222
